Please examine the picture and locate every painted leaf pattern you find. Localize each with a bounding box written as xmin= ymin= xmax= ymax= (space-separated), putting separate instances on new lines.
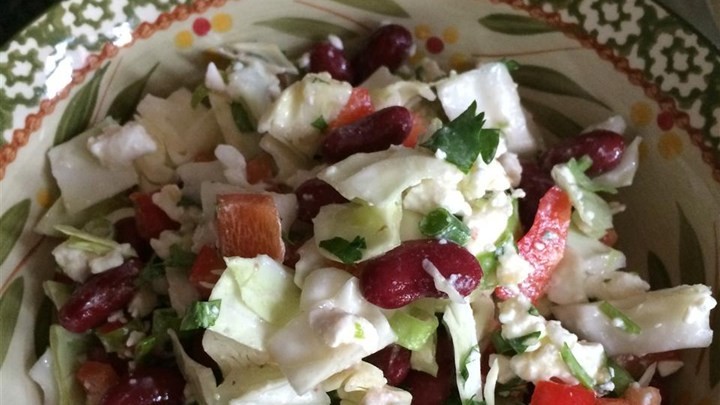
xmin=0 ymin=277 xmax=24 ymax=368
xmin=478 ymin=13 xmax=556 ymax=35
xmin=106 ymin=63 xmax=159 ymax=124
xmin=329 ymin=0 xmax=409 ymax=17
xmin=646 ymin=250 xmax=672 ymax=290
xmin=53 ymin=64 xmax=109 ymax=146
xmin=511 ymin=64 xmax=610 ymax=110
xmin=519 ymin=97 xmax=582 ymax=138
xmin=677 ymin=204 xmax=705 ymax=285
xmin=0 ymin=199 xmax=30 ymax=267
xmin=256 ymin=18 xmax=359 ymax=40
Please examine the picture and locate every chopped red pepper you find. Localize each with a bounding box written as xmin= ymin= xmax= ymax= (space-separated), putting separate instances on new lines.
xmin=76 ymin=360 xmax=120 ymax=405
xmin=129 ymin=192 xmax=180 ymax=240
xmin=402 ymin=112 xmax=426 ymax=148
xmin=216 ymin=193 xmax=285 ymax=261
xmin=245 ymin=153 xmax=275 ymax=184
xmin=328 ymin=87 xmax=374 ymax=130
xmin=495 ymin=186 xmax=572 ymax=301
xmin=188 ymin=245 xmax=226 ymax=299
xmin=531 ymin=380 xmax=595 ymax=405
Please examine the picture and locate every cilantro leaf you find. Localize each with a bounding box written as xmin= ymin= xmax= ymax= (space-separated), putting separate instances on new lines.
xmin=421 ymin=101 xmax=500 ymax=173
xmin=319 ymin=236 xmax=366 ymax=264
xmin=419 ymin=208 xmax=471 ymax=245
xmin=180 ymin=300 xmax=221 ymax=331
xmin=491 ymin=330 xmax=541 ymax=355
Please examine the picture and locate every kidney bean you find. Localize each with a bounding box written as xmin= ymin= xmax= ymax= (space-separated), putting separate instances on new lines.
xmin=308 ymin=42 xmax=353 ymax=82
xmin=295 ymin=178 xmax=349 ymax=222
xmin=540 ymin=129 xmax=626 ymax=176
xmin=321 ymin=106 xmax=412 ymax=162
xmin=365 ymin=344 xmax=412 ymax=386
xmin=359 ymin=239 xmax=482 ymax=309
xmin=401 ymin=329 xmax=455 ymax=405
xmin=353 ymin=24 xmax=413 ymax=84
xmin=58 ymin=259 xmax=141 ymax=333
xmin=517 ymin=160 xmax=555 ymax=231
xmin=101 ymin=367 xmax=185 ymax=405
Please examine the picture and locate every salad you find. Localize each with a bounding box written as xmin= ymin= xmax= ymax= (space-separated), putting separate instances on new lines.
xmin=30 ymin=23 xmax=716 ymax=405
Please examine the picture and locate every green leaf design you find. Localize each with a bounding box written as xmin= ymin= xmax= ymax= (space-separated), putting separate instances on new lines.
xmin=106 ymin=63 xmax=158 ymax=124
xmin=647 ymin=250 xmax=672 ymax=290
xmin=677 ymin=204 xmax=705 ymax=285
xmin=34 ymin=296 xmax=54 ymax=359
xmin=256 ymin=18 xmax=359 ymax=41
xmin=478 ymin=14 xmax=556 ymax=35
xmin=329 ymin=0 xmax=409 ymax=17
xmin=53 ymin=64 xmax=109 ymax=146
xmin=511 ymin=65 xmax=610 ymax=110
xmin=520 ymin=97 xmax=583 ymax=138
xmin=0 ymin=277 xmax=24 ymax=367
xmin=0 ymin=199 xmax=31 ymax=267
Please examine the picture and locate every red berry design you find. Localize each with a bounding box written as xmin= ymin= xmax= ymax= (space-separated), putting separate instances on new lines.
xmin=193 ymin=18 xmax=211 ymax=36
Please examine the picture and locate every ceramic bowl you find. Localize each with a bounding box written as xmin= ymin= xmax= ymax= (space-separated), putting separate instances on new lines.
xmin=1 ymin=0 xmax=718 ymax=402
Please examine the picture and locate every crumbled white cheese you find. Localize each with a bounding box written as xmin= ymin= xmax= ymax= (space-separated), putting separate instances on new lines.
xmin=52 ymin=241 xmax=136 ymax=282
xmin=309 ymin=306 xmax=379 ymax=351
xmin=497 ymin=294 xmax=546 ymax=347
xmin=128 ymin=286 xmax=158 ymax=318
xmin=496 ymin=244 xmax=534 ymax=287
xmin=150 ymin=230 xmax=188 ymax=259
xmin=464 ymin=192 xmax=514 ymax=255
xmin=487 ymin=354 xmax=515 ymax=384
xmin=403 ymin=178 xmax=471 ymax=217
xmin=460 ymin=159 xmax=512 ymax=201
xmin=87 ymin=121 xmax=157 ymax=169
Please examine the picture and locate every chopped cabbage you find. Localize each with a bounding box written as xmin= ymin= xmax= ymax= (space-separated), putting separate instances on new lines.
xmin=443 ymin=301 xmax=482 ymax=403
xmin=593 ymin=137 xmax=642 ymax=189
xmin=552 ymin=284 xmax=717 ymax=356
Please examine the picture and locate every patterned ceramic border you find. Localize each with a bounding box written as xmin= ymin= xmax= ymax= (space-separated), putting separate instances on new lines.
xmin=0 ymin=0 xmax=719 ymax=403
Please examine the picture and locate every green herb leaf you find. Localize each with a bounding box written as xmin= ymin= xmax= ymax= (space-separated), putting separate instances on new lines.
xmin=134 ymin=335 xmax=158 ymax=363
xmin=460 ymin=344 xmax=481 ymax=381
xmin=599 ymin=301 xmax=641 ymax=334
xmin=319 ymin=236 xmax=366 ymax=264
xmin=561 ymin=342 xmax=594 ymax=389
xmin=419 ymin=208 xmax=471 ymax=245
xmin=422 ymin=101 xmax=500 ymax=173
xmin=490 ymin=330 xmax=514 ymax=355
xmin=137 ymin=255 xmax=165 ymax=287
xmin=180 ymin=300 xmax=221 ymax=331
xmin=528 ymin=305 xmax=540 ymax=316
xmin=191 ymin=83 xmax=210 ymax=109
xmin=164 ymin=244 xmax=197 ymax=269
xmin=311 ymin=116 xmax=328 ymax=131
xmin=230 ymin=101 xmax=256 ymax=132
xmin=607 ymin=357 xmax=634 ymax=396
xmin=506 ymin=331 xmax=541 ymax=354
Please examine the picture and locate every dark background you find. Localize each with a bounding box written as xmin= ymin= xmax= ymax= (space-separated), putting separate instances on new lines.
xmin=0 ymin=0 xmax=61 ymax=46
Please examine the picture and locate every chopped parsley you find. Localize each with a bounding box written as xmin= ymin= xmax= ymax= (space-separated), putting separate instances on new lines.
xmin=164 ymin=244 xmax=197 ymax=269
xmin=422 ymin=101 xmax=501 ymax=173
xmin=318 ymin=236 xmax=367 ymax=264
xmin=311 ymin=116 xmax=328 ymax=131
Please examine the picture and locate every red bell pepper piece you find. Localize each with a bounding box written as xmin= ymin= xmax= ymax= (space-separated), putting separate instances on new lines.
xmin=495 ymin=186 xmax=572 ymax=301
xmin=129 ymin=192 xmax=180 ymax=240
xmin=188 ymin=245 xmax=226 ymax=299
xmin=530 ymin=380 xmax=595 ymax=405
xmin=216 ymin=193 xmax=285 ymax=261
xmin=76 ymin=360 xmax=120 ymax=405
xmin=328 ymin=87 xmax=374 ymax=130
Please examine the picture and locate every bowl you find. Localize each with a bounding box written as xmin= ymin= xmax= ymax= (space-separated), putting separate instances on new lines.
xmin=1 ymin=0 xmax=718 ymax=403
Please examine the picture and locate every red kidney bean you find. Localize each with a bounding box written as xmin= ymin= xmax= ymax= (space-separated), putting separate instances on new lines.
xmin=353 ymin=24 xmax=413 ymax=84
xmin=308 ymin=42 xmax=354 ymax=82
xmin=365 ymin=344 xmax=412 ymax=386
xmin=540 ymin=129 xmax=626 ymax=176
xmin=401 ymin=329 xmax=455 ymax=405
xmin=359 ymin=239 xmax=482 ymax=309
xmin=58 ymin=259 xmax=142 ymax=333
xmin=101 ymin=367 xmax=185 ymax=405
xmin=517 ymin=159 xmax=555 ymax=231
xmin=321 ymin=106 xmax=412 ymax=162
xmin=295 ymin=178 xmax=349 ymax=222
xmin=114 ymin=217 xmax=153 ymax=261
